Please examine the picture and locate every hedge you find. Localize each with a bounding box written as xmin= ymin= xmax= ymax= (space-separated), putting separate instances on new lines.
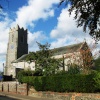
xmin=18 ymin=72 xmax=100 ymax=93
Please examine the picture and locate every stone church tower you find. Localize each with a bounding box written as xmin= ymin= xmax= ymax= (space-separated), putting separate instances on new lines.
xmin=4 ymin=25 xmax=28 ymax=76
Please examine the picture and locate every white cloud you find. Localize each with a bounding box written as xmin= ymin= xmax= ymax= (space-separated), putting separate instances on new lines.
xmin=0 ymin=59 xmax=5 ymax=72
xmin=50 ymin=7 xmax=85 ymax=48
xmin=0 ymin=16 xmax=13 ymax=72
xmin=28 ymin=31 xmax=47 ymax=51
xmin=0 ymin=0 xmax=99 ymax=72
xmin=15 ymin=0 xmax=59 ymax=28
xmin=50 ymin=7 xmax=83 ymax=39
xmin=50 ymin=7 xmax=100 ymax=58
xmin=0 ymin=0 xmax=59 ymax=71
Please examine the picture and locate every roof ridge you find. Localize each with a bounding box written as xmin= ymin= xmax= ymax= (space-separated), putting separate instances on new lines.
xmin=51 ymin=42 xmax=83 ymax=50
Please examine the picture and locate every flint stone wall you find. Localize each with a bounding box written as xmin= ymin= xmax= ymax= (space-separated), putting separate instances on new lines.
xmin=0 ymin=81 xmax=27 ymax=95
xmin=0 ymin=82 xmax=100 ymax=100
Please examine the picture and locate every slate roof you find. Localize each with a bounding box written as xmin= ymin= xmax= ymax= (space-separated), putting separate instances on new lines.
xmin=51 ymin=42 xmax=83 ymax=56
xmin=12 ymin=42 xmax=84 ymax=63
xmin=12 ymin=54 xmax=28 ymax=63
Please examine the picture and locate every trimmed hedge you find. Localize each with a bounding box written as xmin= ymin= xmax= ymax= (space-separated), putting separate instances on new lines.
xmin=22 ymin=76 xmax=35 ymax=85
xmin=18 ymin=72 xmax=100 ymax=93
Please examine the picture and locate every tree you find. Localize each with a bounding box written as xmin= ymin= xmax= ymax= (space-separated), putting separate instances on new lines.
xmin=26 ymin=42 xmax=62 ymax=76
xmin=35 ymin=42 xmax=62 ymax=76
xmin=26 ymin=52 xmax=36 ymax=62
xmin=67 ymin=64 xmax=80 ymax=74
xmin=59 ymin=0 xmax=100 ymax=42
xmin=95 ymin=57 xmax=100 ymax=71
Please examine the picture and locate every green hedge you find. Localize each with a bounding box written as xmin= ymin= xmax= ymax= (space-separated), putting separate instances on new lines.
xmin=18 ymin=72 xmax=100 ymax=93
xmin=22 ymin=76 xmax=35 ymax=85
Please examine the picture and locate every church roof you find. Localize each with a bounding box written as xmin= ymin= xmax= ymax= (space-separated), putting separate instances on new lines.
xmin=52 ymin=42 xmax=84 ymax=56
xmin=12 ymin=42 xmax=85 ymax=63
xmin=12 ymin=54 xmax=28 ymax=63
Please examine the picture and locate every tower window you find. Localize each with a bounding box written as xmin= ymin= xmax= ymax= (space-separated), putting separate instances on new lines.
xmin=21 ymin=36 xmax=24 ymax=43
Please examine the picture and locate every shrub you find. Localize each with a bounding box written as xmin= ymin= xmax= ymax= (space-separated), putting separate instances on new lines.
xmin=93 ymin=71 xmax=100 ymax=92
xmin=67 ymin=64 xmax=80 ymax=74
xmin=17 ymin=70 xmax=25 ymax=83
xmin=33 ymin=76 xmax=43 ymax=91
xmin=32 ymin=74 xmax=96 ymax=92
xmin=18 ymin=72 xmax=99 ymax=93
xmin=22 ymin=76 xmax=35 ymax=85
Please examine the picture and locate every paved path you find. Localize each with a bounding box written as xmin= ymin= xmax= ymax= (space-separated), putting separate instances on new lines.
xmin=0 ymin=95 xmax=18 ymax=100
xmin=0 ymin=92 xmax=51 ymax=100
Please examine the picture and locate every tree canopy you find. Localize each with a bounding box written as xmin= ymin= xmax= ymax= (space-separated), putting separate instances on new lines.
xmin=26 ymin=42 xmax=63 ymax=76
xmin=59 ymin=0 xmax=100 ymax=42
xmin=95 ymin=57 xmax=100 ymax=71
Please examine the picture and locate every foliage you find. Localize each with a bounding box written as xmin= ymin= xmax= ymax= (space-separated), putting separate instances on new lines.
xmin=17 ymin=70 xmax=34 ymax=83
xmin=59 ymin=0 xmax=100 ymax=42
xmin=26 ymin=42 xmax=62 ymax=76
xmin=67 ymin=64 xmax=80 ymax=74
xmin=21 ymin=74 xmax=99 ymax=93
xmin=26 ymin=52 xmax=36 ymax=62
xmin=94 ymin=57 xmax=100 ymax=71
xmin=93 ymin=71 xmax=100 ymax=91
xmin=55 ymin=70 xmax=67 ymax=76
xmin=22 ymin=76 xmax=35 ymax=85
xmin=33 ymin=76 xmax=44 ymax=91
xmin=17 ymin=70 xmax=24 ymax=83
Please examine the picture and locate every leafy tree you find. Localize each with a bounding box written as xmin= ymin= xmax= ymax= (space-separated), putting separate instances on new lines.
xmin=67 ymin=64 xmax=80 ymax=74
xmin=35 ymin=42 xmax=62 ymax=76
xmin=26 ymin=42 xmax=62 ymax=76
xmin=95 ymin=57 xmax=100 ymax=71
xmin=26 ymin=52 xmax=36 ymax=62
xmin=59 ymin=0 xmax=100 ymax=42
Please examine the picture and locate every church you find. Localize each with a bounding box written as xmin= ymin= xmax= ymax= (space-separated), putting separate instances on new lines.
xmin=4 ymin=25 xmax=93 ymax=78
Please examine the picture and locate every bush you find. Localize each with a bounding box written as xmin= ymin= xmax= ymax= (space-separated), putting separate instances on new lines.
xmin=22 ymin=76 xmax=35 ymax=85
xmin=33 ymin=76 xmax=43 ymax=91
xmin=17 ymin=70 xmax=25 ymax=83
xmin=18 ymin=72 xmax=100 ymax=93
xmin=67 ymin=64 xmax=80 ymax=74
xmin=17 ymin=70 xmax=41 ymax=83
xmin=93 ymin=71 xmax=100 ymax=92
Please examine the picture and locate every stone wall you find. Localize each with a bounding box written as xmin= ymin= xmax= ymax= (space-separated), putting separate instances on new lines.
xmin=17 ymin=83 xmax=28 ymax=95
xmin=0 ymin=82 xmax=100 ymax=100
xmin=28 ymin=86 xmax=100 ymax=100
xmin=29 ymin=91 xmax=100 ymax=100
xmin=0 ymin=81 xmax=28 ymax=95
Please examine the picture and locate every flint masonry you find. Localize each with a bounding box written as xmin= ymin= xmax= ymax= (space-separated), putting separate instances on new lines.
xmin=4 ymin=25 xmax=28 ymax=76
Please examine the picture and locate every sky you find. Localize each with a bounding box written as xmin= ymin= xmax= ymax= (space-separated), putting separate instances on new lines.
xmin=0 ymin=0 xmax=100 ymax=72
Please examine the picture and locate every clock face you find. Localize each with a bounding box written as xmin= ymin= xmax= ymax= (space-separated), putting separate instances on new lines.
xmin=11 ymin=45 xmax=14 ymax=49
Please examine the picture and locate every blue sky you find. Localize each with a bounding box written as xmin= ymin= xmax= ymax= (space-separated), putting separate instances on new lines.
xmin=0 ymin=0 xmax=100 ymax=71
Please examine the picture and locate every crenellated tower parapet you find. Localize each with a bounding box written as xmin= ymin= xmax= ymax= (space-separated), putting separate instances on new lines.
xmin=5 ymin=25 xmax=28 ymax=77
